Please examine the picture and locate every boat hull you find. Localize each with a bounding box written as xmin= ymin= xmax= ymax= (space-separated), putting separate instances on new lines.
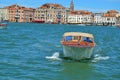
xmin=62 ymin=45 xmax=94 ymax=60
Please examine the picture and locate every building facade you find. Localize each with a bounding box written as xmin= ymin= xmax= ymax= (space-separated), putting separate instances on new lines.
xmin=68 ymin=15 xmax=82 ymax=24
xmin=0 ymin=8 xmax=9 ymax=22
xmin=23 ymin=8 xmax=35 ymax=22
xmin=34 ymin=3 xmax=69 ymax=24
xmin=5 ymin=4 xmax=34 ymax=22
xmin=102 ymin=10 xmax=118 ymax=26
xmin=93 ymin=13 xmax=103 ymax=25
xmin=116 ymin=14 xmax=120 ymax=25
xmin=67 ymin=10 xmax=93 ymax=24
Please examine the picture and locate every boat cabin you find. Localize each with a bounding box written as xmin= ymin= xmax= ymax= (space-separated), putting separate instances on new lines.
xmin=61 ymin=32 xmax=95 ymax=47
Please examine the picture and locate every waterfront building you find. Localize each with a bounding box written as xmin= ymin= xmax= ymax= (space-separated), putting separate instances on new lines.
xmin=93 ymin=13 xmax=103 ymax=25
xmin=102 ymin=10 xmax=118 ymax=26
xmin=116 ymin=13 xmax=120 ymax=25
xmin=67 ymin=14 xmax=82 ymax=24
xmin=70 ymin=0 xmax=74 ymax=11
xmin=34 ymin=3 xmax=69 ymax=24
xmin=5 ymin=4 xmax=34 ymax=22
xmin=23 ymin=8 xmax=35 ymax=22
xmin=0 ymin=8 xmax=9 ymax=22
xmin=67 ymin=10 xmax=93 ymax=24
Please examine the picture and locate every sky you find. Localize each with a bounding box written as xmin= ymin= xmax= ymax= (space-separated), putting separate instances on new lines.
xmin=0 ymin=0 xmax=120 ymax=12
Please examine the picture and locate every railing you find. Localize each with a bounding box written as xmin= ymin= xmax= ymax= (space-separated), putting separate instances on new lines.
xmin=61 ymin=41 xmax=95 ymax=47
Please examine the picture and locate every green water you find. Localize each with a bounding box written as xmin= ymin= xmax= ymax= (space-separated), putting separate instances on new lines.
xmin=0 ymin=23 xmax=120 ymax=80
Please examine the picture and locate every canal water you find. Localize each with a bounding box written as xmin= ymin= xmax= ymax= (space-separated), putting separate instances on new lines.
xmin=0 ymin=23 xmax=120 ymax=80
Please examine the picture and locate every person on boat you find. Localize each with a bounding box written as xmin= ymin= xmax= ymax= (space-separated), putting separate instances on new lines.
xmin=78 ymin=36 xmax=81 ymax=45
xmin=84 ymin=37 xmax=93 ymax=43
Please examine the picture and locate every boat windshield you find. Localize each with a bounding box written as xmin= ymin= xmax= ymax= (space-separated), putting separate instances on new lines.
xmin=63 ymin=36 xmax=93 ymax=43
xmin=83 ymin=37 xmax=93 ymax=43
xmin=64 ymin=36 xmax=72 ymax=41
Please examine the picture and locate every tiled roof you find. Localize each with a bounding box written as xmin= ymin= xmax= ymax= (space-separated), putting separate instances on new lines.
xmin=4 ymin=4 xmax=23 ymax=9
xmin=40 ymin=3 xmax=65 ymax=9
xmin=103 ymin=13 xmax=116 ymax=17
xmin=103 ymin=10 xmax=118 ymax=17
xmin=4 ymin=4 xmax=34 ymax=11
xmin=23 ymin=8 xmax=34 ymax=11
xmin=70 ymin=10 xmax=92 ymax=15
xmin=107 ymin=10 xmax=118 ymax=13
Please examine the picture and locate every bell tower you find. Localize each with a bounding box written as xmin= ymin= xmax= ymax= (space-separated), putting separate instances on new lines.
xmin=70 ymin=0 xmax=74 ymax=11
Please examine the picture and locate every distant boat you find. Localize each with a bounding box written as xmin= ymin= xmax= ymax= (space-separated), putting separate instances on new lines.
xmin=32 ymin=20 xmax=45 ymax=23
xmin=61 ymin=32 xmax=96 ymax=60
xmin=0 ymin=23 xmax=7 ymax=29
xmin=77 ymin=24 xmax=86 ymax=26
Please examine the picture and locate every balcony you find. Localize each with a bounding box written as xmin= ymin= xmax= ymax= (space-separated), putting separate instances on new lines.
xmin=14 ymin=14 xmax=20 ymax=19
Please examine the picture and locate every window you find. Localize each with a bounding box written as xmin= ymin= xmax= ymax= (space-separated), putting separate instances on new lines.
xmin=107 ymin=18 xmax=110 ymax=21
xmin=42 ymin=14 xmax=44 ymax=16
xmin=83 ymin=37 xmax=93 ymax=43
xmin=64 ymin=36 xmax=72 ymax=41
xmin=73 ymin=36 xmax=78 ymax=40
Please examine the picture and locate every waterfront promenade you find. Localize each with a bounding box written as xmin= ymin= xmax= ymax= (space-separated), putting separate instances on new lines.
xmin=0 ymin=0 xmax=120 ymax=26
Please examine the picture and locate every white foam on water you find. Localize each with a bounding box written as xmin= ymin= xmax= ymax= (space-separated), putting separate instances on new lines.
xmin=92 ymin=54 xmax=110 ymax=62
xmin=45 ymin=52 xmax=62 ymax=61
xmin=55 ymin=45 xmax=61 ymax=48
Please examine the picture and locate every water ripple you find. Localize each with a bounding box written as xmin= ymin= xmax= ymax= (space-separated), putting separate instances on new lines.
xmin=0 ymin=23 xmax=120 ymax=80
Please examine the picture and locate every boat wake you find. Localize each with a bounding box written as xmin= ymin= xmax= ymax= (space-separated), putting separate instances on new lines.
xmin=45 ymin=52 xmax=110 ymax=63
xmin=45 ymin=52 xmax=62 ymax=61
xmin=92 ymin=54 xmax=110 ymax=62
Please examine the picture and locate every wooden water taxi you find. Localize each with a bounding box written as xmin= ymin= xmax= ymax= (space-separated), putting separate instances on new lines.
xmin=61 ymin=32 xmax=96 ymax=60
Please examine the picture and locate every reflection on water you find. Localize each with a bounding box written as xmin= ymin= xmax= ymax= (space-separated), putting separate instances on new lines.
xmin=60 ymin=62 xmax=94 ymax=80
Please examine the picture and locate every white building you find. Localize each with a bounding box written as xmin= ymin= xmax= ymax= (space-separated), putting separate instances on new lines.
xmin=0 ymin=8 xmax=9 ymax=22
xmin=81 ymin=14 xmax=93 ymax=24
xmin=94 ymin=13 xmax=103 ymax=24
xmin=102 ymin=16 xmax=117 ymax=25
xmin=102 ymin=10 xmax=118 ymax=26
xmin=68 ymin=15 xmax=82 ymax=24
xmin=67 ymin=10 xmax=93 ymax=24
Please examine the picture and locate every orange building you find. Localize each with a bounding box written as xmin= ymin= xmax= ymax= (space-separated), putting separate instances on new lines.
xmin=34 ymin=3 xmax=69 ymax=24
xmin=103 ymin=10 xmax=118 ymax=17
xmin=5 ymin=4 xmax=35 ymax=22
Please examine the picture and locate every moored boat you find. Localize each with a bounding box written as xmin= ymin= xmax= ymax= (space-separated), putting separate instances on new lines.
xmin=61 ymin=32 xmax=96 ymax=60
xmin=0 ymin=23 xmax=7 ymax=29
xmin=32 ymin=20 xmax=45 ymax=23
xmin=0 ymin=23 xmax=7 ymax=26
xmin=77 ymin=24 xmax=86 ymax=26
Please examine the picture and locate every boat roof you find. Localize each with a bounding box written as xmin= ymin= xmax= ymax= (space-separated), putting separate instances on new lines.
xmin=63 ymin=32 xmax=94 ymax=38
